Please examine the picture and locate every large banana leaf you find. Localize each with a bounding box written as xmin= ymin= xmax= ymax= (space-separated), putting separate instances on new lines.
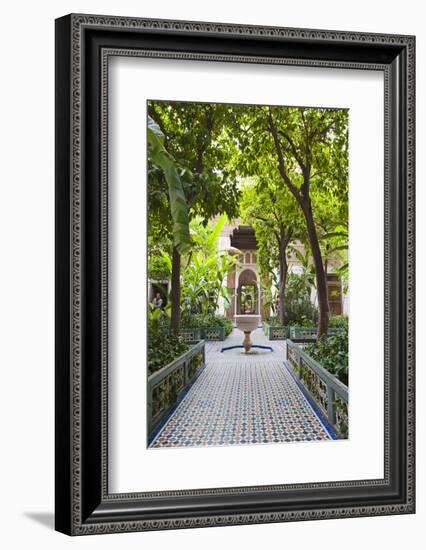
xmin=206 ymin=213 xmax=227 ymax=252
xmin=147 ymin=116 xmax=191 ymax=254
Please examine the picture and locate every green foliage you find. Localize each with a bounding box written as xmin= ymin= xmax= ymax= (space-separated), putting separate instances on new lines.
xmin=235 ymin=104 xmax=349 ymax=333
xmin=239 ymin=179 xmax=305 ymax=324
xmin=147 ymin=101 xmax=349 ymax=335
xmin=266 ymin=314 xmax=347 ymax=330
xmin=148 ymin=245 xmax=172 ymax=281
xmin=147 ymin=116 xmax=191 ymax=254
xmin=260 ymin=283 xmax=278 ymax=316
xmin=147 ymin=304 xmax=164 ymax=332
xmin=190 ymin=214 xmax=227 ymax=257
xmin=264 ymin=315 xmax=281 ymax=327
xmin=288 ymin=249 xmax=316 ymax=293
xmin=235 ymin=106 xmax=349 ymax=235
xmin=148 ymin=102 xmax=243 ymax=333
xmin=329 ymin=315 xmax=349 ymax=329
xmin=147 ymin=326 xmax=190 ymax=376
xmin=180 ymin=248 xmax=237 ymax=319
xmin=283 ymin=272 xmax=318 ymax=325
xmin=182 ymin=313 xmax=234 ymax=337
xmin=320 ymin=225 xmax=349 ymax=292
xmin=283 ymin=297 xmax=319 ymax=326
xmin=149 ymin=217 xmax=238 ymax=321
xmin=148 ymin=102 xmax=241 ymax=223
xmin=240 ymin=178 xmax=304 ymax=279
xmin=286 ymin=317 xmax=316 ymax=328
xmin=305 ymin=329 xmax=349 ymax=385
xmin=147 ymin=305 xmax=189 ymax=375
xmin=182 ymin=216 xmax=238 ymax=318
xmin=286 ymin=270 xmax=314 ymax=299
xmin=265 ymin=315 xmax=314 ymax=328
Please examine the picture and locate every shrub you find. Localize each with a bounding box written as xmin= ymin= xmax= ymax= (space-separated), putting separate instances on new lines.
xmin=147 ymin=326 xmax=190 ymax=376
xmin=182 ymin=313 xmax=233 ymax=336
xmin=264 ymin=315 xmax=281 ymax=326
xmin=283 ymin=295 xmax=319 ymax=326
xmin=285 ymin=318 xmax=316 ymax=328
xmin=265 ymin=314 xmax=316 ymax=328
xmin=266 ymin=316 xmax=317 ymax=328
xmin=304 ymin=329 xmax=348 ymax=385
xmin=329 ymin=315 xmax=349 ymax=330
xmin=211 ymin=315 xmax=234 ymax=336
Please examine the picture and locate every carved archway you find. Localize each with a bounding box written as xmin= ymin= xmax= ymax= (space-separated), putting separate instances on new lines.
xmin=237 ymin=269 xmax=259 ymax=314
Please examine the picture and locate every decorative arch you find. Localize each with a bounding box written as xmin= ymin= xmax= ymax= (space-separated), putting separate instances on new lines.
xmin=236 ymin=268 xmax=259 ymax=314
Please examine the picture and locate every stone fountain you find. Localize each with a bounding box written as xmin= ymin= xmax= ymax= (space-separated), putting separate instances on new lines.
xmin=220 ymin=314 xmax=272 ymax=354
xmin=234 ymin=314 xmax=261 ymax=353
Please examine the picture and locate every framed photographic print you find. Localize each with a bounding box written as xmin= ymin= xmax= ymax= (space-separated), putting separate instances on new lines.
xmin=55 ymin=14 xmax=415 ymax=535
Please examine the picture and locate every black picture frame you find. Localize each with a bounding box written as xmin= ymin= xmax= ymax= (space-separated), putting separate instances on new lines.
xmin=55 ymin=13 xmax=415 ymax=535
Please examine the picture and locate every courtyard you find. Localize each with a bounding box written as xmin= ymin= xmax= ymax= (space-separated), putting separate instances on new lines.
xmin=147 ymin=100 xmax=349 ymax=449
xmin=149 ymin=328 xmax=336 ymax=448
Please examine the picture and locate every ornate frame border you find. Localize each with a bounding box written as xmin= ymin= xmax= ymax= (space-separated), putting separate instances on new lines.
xmin=55 ymin=14 xmax=415 ymax=535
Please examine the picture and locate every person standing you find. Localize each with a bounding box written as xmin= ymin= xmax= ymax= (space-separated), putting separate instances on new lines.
xmin=152 ymin=292 xmax=163 ymax=309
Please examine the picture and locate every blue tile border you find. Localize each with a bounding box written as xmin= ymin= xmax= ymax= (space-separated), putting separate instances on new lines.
xmin=149 ymin=332 xmax=336 ymax=449
xmin=282 ymin=360 xmax=337 ymax=440
xmin=150 ymin=359 xmax=334 ymax=448
xmin=220 ymin=344 xmax=274 ymax=353
xmin=147 ymin=363 xmax=207 ymax=447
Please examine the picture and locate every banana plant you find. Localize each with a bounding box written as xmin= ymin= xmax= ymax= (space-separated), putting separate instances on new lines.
xmin=148 ymin=303 xmax=164 ymax=331
xmin=289 ymin=245 xmax=316 ymax=294
xmin=319 ymin=224 xmax=349 ymax=291
xmin=147 ymin=116 xmax=191 ymax=254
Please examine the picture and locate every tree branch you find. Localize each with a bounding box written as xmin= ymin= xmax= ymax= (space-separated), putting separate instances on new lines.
xmin=267 ymin=109 xmax=301 ymax=202
xmin=193 ymin=107 xmax=215 ymax=174
xmin=278 ymin=129 xmax=306 ymax=173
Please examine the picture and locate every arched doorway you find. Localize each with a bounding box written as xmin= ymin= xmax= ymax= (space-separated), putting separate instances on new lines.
xmin=237 ymin=269 xmax=259 ymax=315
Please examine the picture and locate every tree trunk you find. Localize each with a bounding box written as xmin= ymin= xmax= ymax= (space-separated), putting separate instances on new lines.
xmin=278 ymin=242 xmax=288 ymax=326
xmin=302 ymin=200 xmax=329 ymax=337
xmin=170 ymin=246 xmax=181 ymax=335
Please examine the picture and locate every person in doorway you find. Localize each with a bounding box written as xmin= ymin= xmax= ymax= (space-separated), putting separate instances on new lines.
xmin=275 ymin=296 xmax=280 ymax=315
xmin=152 ymin=292 xmax=163 ymax=309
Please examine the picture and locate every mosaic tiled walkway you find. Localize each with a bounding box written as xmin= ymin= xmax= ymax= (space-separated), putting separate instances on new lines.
xmin=149 ymin=328 xmax=333 ymax=448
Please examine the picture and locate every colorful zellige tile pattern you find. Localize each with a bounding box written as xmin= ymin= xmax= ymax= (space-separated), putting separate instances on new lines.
xmin=149 ymin=329 xmax=333 ymax=448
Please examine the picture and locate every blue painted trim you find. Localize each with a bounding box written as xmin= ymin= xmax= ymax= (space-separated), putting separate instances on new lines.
xmin=220 ymin=344 xmax=243 ymax=352
xmin=148 ymin=363 xmax=207 ymax=447
xmin=283 ymin=361 xmax=337 ymax=440
xmin=221 ymin=344 xmax=273 ymax=353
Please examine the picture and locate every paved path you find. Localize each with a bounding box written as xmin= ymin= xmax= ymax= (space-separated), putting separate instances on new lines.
xmin=150 ymin=328 xmax=333 ymax=448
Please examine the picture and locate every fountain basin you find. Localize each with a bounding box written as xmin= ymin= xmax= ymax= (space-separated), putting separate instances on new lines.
xmin=234 ymin=314 xmax=261 ymax=333
xmin=221 ymin=314 xmax=272 ymax=353
xmin=234 ymin=315 xmax=261 ymax=353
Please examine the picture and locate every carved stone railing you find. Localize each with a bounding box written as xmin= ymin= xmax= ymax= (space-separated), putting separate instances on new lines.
xmin=286 ymin=339 xmax=349 ymax=438
xmin=263 ymin=323 xmax=290 ymax=340
xmin=180 ymin=326 xmax=225 ymax=342
xmin=289 ymin=326 xmax=345 ymax=343
xmin=147 ymin=340 xmax=205 ymax=436
xmin=201 ymin=326 xmax=225 ymax=341
xmin=180 ymin=328 xmax=202 ymax=343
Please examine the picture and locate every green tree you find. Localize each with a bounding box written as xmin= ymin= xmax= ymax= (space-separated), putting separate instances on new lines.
xmin=266 ymin=106 xmax=348 ymax=336
xmin=156 ymin=216 xmax=238 ymax=320
xmin=148 ymin=102 xmax=240 ymax=333
xmin=240 ymin=178 xmax=304 ymax=325
xmin=230 ymin=105 xmax=347 ymax=336
xmin=147 ymin=116 xmax=191 ymax=254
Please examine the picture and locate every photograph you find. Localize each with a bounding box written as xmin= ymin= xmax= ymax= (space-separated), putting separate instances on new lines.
xmin=146 ymin=100 xmax=349 ymax=449
xmin=0 ymin=0 xmax=420 ymax=544
xmin=52 ymin=11 xmax=415 ymax=536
